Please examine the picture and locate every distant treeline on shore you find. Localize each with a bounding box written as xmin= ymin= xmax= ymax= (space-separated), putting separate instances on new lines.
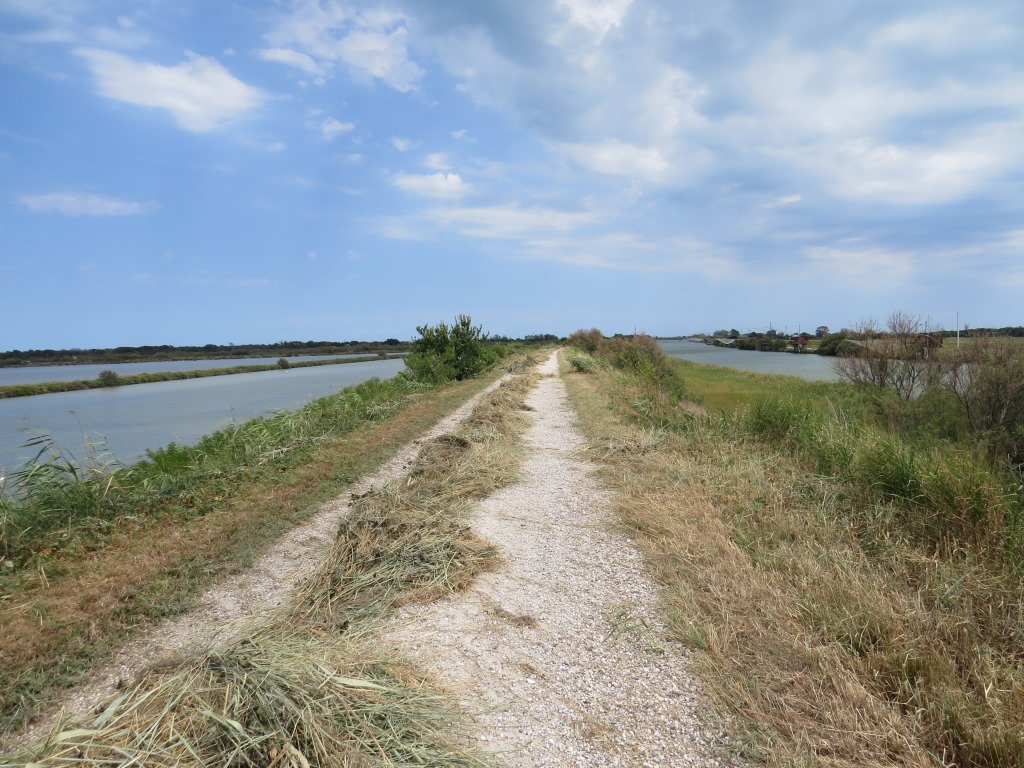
xmin=0 ymin=340 xmax=408 ymax=368
xmin=1 ymin=334 xmax=567 ymax=368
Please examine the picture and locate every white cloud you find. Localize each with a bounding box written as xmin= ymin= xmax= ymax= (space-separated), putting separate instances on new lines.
xmin=258 ymin=47 xmax=323 ymax=76
xmin=557 ymin=0 xmax=633 ymax=39
xmin=765 ymin=194 xmax=802 ymax=209
xmin=805 ymin=244 xmax=917 ymax=281
xmin=560 ymin=139 xmax=677 ymax=182
xmin=870 ymin=8 xmax=1014 ymax=55
xmin=391 ymin=137 xmax=413 ymax=152
xmin=393 ymin=172 xmax=471 ymax=200
xmin=320 ymin=116 xmax=354 ymax=142
xmin=18 ymin=191 xmax=158 ymax=216
xmin=824 ymin=134 xmax=1007 ymax=205
xmin=76 ymin=48 xmax=265 ymax=132
xmin=423 ymin=203 xmax=597 ymax=239
xmin=263 ymin=2 xmax=423 ymax=92
xmin=423 ymin=152 xmax=450 ymax=170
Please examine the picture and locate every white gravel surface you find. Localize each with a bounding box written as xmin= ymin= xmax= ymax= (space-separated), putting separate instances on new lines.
xmin=383 ymin=351 xmax=740 ymax=767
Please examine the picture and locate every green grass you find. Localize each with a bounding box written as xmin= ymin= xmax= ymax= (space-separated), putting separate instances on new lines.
xmin=1 ymin=373 xmax=423 ymax=562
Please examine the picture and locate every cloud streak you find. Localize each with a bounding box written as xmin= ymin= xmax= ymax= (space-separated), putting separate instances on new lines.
xmin=18 ymin=191 xmax=158 ymax=216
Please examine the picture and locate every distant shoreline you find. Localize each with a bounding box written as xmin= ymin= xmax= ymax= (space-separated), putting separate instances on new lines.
xmin=0 ymin=355 xmax=405 ymax=399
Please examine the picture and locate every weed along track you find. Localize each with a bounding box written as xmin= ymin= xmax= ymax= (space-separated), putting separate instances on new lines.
xmin=5 ymin=352 xmax=737 ymax=766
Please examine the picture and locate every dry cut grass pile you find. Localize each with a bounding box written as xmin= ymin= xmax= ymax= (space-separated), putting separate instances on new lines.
xmin=562 ymin=354 xmax=1024 ymax=768
xmin=4 ymin=367 xmax=538 ymax=767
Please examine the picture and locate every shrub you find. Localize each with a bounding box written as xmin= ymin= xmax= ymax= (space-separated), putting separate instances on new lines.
xmin=567 ymin=328 xmax=604 ymax=354
xmin=98 ymin=369 xmax=121 ymax=387
xmin=404 ymin=314 xmax=497 ymax=383
xmin=567 ymin=352 xmax=599 ymax=373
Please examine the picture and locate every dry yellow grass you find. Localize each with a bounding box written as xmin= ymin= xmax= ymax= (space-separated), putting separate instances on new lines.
xmin=560 ymin=352 xmax=1023 ymax=767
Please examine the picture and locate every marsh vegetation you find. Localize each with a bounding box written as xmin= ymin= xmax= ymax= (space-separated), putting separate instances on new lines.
xmin=566 ymin=327 xmax=1024 ymax=766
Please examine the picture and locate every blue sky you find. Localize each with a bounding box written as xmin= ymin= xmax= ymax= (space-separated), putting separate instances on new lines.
xmin=2 ymin=0 xmax=1022 ymax=349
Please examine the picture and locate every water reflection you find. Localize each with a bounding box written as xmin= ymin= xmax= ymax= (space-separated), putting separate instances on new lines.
xmin=659 ymin=340 xmax=838 ymax=381
xmin=0 ymin=359 xmax=406 ymax=473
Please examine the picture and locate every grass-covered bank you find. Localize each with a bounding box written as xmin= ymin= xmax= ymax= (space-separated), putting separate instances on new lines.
xmin=563 ymin=337 xmax=1024 ymax=767
xmin=0 ymin=357 xmax=526 ymax=741
xmin=0 ymin=354 xmax=402 ymax=399
xmin=3 ymin=363 xmax=537 ymax=766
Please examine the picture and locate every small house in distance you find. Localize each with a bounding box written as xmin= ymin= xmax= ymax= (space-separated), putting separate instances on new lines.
xmin=789 ymin=333 xmax=810 ymax=352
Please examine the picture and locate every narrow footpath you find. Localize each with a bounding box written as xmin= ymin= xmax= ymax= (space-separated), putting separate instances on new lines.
xmin=383 ymin=351 xmax=738 ymax=767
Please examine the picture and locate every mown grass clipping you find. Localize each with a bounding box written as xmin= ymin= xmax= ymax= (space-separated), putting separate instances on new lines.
xmin=5 ymin=366 xmax=538 ymax=767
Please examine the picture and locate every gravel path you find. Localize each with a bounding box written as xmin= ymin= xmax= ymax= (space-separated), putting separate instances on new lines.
xmin=384 ymin=351 xmax=738 ymax=767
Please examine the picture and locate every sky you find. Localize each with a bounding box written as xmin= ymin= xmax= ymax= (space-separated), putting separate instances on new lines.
xmin=2 ymin=0 xmax=1023 ymax=349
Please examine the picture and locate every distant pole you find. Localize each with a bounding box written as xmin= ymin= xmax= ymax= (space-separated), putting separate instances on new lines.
xmin=956 ymin=312 xmax=960 ymax=349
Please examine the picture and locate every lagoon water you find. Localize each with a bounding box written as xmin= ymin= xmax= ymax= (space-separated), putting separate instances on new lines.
xmin=660 ymin=339 xmax=839 ymax=381
xmin=0 ymin=354 xmax=372 ymax=387
xmin=0 ymin=358 xmax=406 ymax=475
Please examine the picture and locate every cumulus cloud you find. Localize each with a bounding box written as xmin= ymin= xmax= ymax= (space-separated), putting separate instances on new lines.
xmin=319 ymin=116 xmax=354 ymax=141
xmin=18 ymin=191 xmax=158 ymax=216
xmin=393 ymin=172 xmax=471 ymax=199
xmin=76 ymin=48 xmax=265 ymax=132
xmin=262 ymin=2 xmax=423 ymax=91
xmin=409 ymin=0 xmax=1024 ymax=213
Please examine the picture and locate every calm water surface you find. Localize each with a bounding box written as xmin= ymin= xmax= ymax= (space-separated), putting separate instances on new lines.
xmin=0 ymin=354 xmax=372 ymax=386
xmin=0 ymin=358 xmax=406 ymax=474
xmin=660 ymin=340 xmax=839 ymax=381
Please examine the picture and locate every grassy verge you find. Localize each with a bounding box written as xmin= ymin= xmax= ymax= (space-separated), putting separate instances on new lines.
xmin=4 ymin=362 xmax=536 ymax=768
xmin=562 ymin=344 xmax=1024 ymax=767
xmin=0 ymin=354 xmax=400 ymax=399
xmin=0 ymin=363 xmax=525 ymax=740
xmin=4 ymin=362 xmax=537 ymax=766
